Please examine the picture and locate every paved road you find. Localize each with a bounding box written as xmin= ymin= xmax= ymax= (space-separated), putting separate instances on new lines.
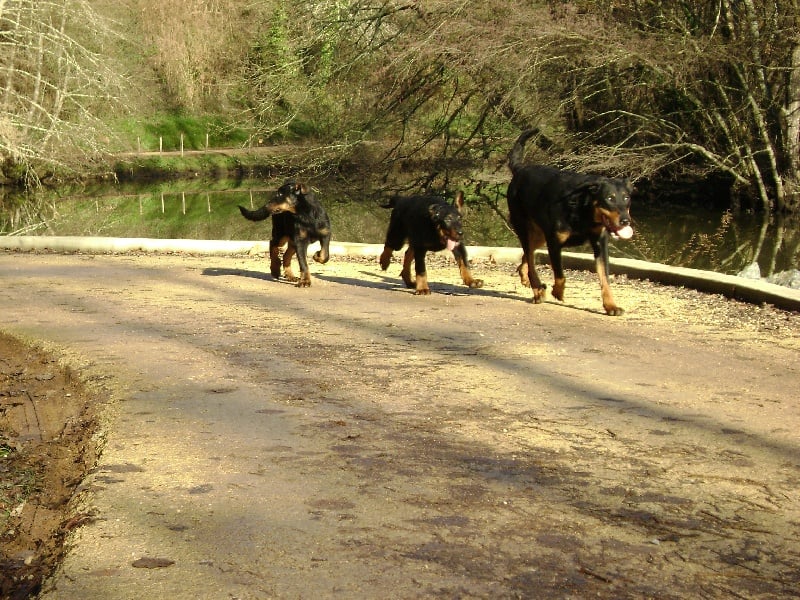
xmin=1 ymin=251 xmax=799 ymax=598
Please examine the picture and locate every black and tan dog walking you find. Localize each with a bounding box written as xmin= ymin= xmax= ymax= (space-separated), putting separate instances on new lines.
xmin=238 ymin=180 xmax=332 ymax=287
xmin=507 ymin=129 xmax=634 ymax=315
xmin=379 ymin=191 xmax=483 ymax=295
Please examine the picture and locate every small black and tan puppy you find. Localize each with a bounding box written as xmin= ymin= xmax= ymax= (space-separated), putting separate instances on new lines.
xmin=238 ymin=180 xmax=332 ymax=287
xmin=379 ymin=191 xmax=483 ymax=295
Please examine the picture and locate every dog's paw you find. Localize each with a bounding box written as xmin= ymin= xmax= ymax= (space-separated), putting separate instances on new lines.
xmin=467 ymin=279 xmax=484 ymax=289
xmin=414 ymin=289 xmax=431 ymax=295
xmin=552 ymin=279 xmax=565 ymax=302
xmin=604 ymin=305 xmax=624 ymax=316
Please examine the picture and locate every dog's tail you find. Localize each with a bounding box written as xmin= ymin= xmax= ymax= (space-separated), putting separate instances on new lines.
xmin=508 ymin=128 xmax=540 ymax=174
xmin=238 ymin=204 xmax=271 ymax=221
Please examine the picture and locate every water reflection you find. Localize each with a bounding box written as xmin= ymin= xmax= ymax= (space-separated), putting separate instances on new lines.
xmin=1 ymin=179 xmax=798 ymax=279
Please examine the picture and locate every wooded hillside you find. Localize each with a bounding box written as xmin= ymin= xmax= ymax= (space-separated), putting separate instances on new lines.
xmin=2 ymin=0 xmax=799 ymax=213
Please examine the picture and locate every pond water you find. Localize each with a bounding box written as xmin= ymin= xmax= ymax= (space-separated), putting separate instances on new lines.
xmin=2 ymin=177 xmax=799 ymax=279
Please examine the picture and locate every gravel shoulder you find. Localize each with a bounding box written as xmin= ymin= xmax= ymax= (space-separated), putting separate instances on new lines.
xmin=1 ymin=250 xmax=799 ymax=599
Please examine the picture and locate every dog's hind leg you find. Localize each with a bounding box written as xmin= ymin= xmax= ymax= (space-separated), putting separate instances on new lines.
xmin=282 ymin=243 xmax=298 ymax=282
xmin=379 ymin=246 xmax=394 ymax=271
xmin=400 ymin=247 xmax=416 ymax=289
xmin=524 ymin=223 xmax=548 ymax=303
xmin=452 ymin=244 xmax=483 ymax=289
xmin=269 ymin=237 xmax=289 ymax=279
xmin=381 ymin=215 xmax=405 ymax=271
xmin=546 ymin=238 xmax=567 ymax=302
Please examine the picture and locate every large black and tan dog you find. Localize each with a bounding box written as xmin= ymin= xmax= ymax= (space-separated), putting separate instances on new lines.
xmin=238 ymin=180 xmax=331 ymax=287
xmin=379 ymin=191 xmax=483 ymax=295
xmin=507 ymin=129 xmax=634 ymax=315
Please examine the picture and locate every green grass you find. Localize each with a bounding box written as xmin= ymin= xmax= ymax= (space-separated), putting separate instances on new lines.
xmin=114 ymin=114 xmax=251 ymax=153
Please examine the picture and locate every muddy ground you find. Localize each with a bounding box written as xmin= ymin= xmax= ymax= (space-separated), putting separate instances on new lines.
xmin=1 ymin=251 xmax=799 ymax=599
xmin=0 ymin=335 xmax=99 ymax=599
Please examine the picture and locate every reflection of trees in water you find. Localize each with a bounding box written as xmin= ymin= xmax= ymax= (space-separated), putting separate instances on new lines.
xmin=0 ymin=193 xmax=56 ymax=236
xmin=618 ymin=210 xmax=800 ymax=277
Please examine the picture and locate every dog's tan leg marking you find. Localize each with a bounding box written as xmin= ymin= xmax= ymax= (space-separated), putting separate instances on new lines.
xmin=517 ymin=261 xmax=530 ymax=287
xmin=415 ymin=271 xmax=431 ymax=295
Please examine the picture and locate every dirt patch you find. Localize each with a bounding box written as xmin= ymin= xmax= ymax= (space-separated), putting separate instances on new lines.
xmin=0 ymin=335 xmax=101 ymax=599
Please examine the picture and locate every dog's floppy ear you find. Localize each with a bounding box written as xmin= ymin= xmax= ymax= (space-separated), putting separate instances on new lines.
xmin=564 ymin=181 xmax=600 ymax=205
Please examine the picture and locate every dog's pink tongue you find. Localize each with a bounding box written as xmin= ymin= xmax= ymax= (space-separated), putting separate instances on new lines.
xmin=446 ymin=238 xmax=458 ymax=251
xmin=614 ymin=225 xmax=634 ymax=240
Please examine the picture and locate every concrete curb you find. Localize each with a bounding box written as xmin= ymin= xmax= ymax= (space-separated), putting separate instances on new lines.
xmin=2 ymin=236 xmax=799 ymax=312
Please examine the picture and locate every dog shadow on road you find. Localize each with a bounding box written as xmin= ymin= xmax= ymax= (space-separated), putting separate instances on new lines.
xmin=315 ymin=269 xmax=526 ymax=303
xmin=202 ymin=265 xmax=604 ymax=314
xmin=202 ymin=267 xmax=273 ymax=282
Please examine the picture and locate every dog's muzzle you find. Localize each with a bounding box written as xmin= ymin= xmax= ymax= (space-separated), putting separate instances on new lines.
xmin=604 ymin=215 xmax=633 ymax=240
xmin=440 ymin=227 xmax=462 ymax=250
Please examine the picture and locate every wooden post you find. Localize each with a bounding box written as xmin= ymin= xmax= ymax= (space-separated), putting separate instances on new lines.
xmin=161 ymin=193 xmax=165 ymax=213
xmin=180 ymin=133 xmax=184 ymax=157
xmin=159 ymin=136 xmax=163 ymax=154
xmin=182 ymin=192 xmax=186 ymax=215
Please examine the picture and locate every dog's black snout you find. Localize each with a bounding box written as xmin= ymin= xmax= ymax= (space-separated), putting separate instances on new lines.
xmin=620 ymin=217 xmax=631 ymax=226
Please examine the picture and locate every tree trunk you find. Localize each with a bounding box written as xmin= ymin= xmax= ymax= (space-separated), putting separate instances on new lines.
xmin=786 ymin=41 xmax=800 ymax=210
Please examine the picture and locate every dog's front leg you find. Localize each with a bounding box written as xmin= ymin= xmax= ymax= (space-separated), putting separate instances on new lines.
xmin=592 ymin=236 xmax=622 ymax=315
xmin=314 ymin=234 xmax=331 ymax=265
xmin=412 ymin=247 xmax=431 ymax=295
xmin=293 ymin=238 xmax=311 ymax=287
xmin=452 ymin=244 xmax=483 ymax=289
